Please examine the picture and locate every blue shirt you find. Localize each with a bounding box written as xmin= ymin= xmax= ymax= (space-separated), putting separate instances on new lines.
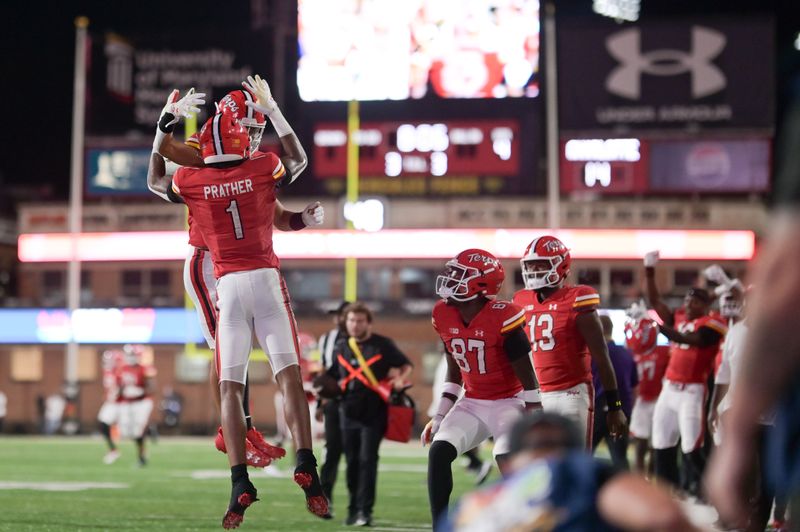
xmin=443 ymin=452 xmax=620 ymax=532
xmin=592 ymin=342 xmax=638 ymax=418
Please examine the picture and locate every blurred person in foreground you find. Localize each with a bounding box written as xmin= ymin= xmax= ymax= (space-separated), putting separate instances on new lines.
xmin=706 ymin=92 xmax=800 ymax=531
xmin=443 ymin=412 xmax=699 ymax=532
xmin=591 ymin=315 xmax=638 ymax=470
xmin=424 ymin=249 xmax=541 ymax=528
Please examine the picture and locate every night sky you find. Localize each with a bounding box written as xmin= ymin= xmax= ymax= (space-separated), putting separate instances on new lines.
xmin=1 ymin=0 xmax=798 ymax=201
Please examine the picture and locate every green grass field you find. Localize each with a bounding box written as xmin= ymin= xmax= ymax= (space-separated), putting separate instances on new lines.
xmin=0 ymin=436 xmax=484 ymax=532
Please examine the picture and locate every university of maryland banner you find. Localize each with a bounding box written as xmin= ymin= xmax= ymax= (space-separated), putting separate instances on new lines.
xmin=557 ymin=17 xmax=774 ymax=132
xmin=86 ymin=30 xmax=271 ymax=136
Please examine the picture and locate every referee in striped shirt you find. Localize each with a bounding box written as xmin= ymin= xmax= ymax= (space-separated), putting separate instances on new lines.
xmin=318 ymin=302 xmax=348 ymax=512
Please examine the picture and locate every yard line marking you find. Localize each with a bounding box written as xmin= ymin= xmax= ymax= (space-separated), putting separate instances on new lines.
xmin=0 ymin=481 xmax=128 ymax=492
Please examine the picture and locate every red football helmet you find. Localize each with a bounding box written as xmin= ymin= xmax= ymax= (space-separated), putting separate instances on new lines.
xmin=624 ymin=317 xmax=659 ymax=354
xmin=217 ymin=89 xmax=266 ymax=152
xmin=101 ymin=350 xmax=123 ymax=370
xmin=199 ymin=113 xmax=250 ymax=164
xmin=520 ymin=235 xmax=571 ymax=290
xmin=435 ymin=248 xmax=505 ymax=302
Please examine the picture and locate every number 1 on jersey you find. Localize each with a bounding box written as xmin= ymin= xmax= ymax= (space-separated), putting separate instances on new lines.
xmin=225 ymin=199 xmax=244 ymax=240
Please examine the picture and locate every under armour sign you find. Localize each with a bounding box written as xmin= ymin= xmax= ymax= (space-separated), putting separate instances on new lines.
xmin=557 ymin=18 xmax=774 ymax=131
xmin=605 ymin=26 xmax=726 ymax=100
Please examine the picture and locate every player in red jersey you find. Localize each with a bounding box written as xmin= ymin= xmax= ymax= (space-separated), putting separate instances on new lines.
xmin=160 ymin=110 xmax=328 ymax=528
xmin=513 ymin=235 xmax=626 ymax=449
xmin=115 ymin=345 xmax=156 ymax=466
xmin=147 ymin=84 xmax=322 ymax=469
xmin=644 ymin=251 xmax=727 ymax=495
xmin=97 ymin=349 xmax=123 ymax=464
xmin=623 ymin=301 xmax=669 ymax=473
xmin=423 ymin=248 xmax=541 ymax=527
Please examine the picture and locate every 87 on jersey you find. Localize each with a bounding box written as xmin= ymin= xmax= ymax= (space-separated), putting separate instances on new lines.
xmin=448 ymin=338 xmax=487 ymax=374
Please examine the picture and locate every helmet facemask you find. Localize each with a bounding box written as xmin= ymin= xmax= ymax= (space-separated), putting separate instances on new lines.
xmin=240 ymin=118 xmax=265 ymax=153
xmin=435 ymin=260 xmax=482 ymax=302
xmin=520 ymin=256 xmax=563 ymax=290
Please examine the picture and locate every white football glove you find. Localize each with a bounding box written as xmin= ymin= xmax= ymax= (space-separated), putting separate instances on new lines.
xmin=158 ymin=87 xmax=206 ymax=132
xmin=421 ymin=416 xmax=443 ymax=446
xmin=626 ymin=299 xmax=649 ymax=321
xmin=643 ymin=250 xmax=660 ymax=268
xmin=242 ymin=74 xmax=279 ymax=116
xmin=703 ymin=264 xmax=731 ymax=286
xmin=301 ymin=201 xmax=324 ymax=227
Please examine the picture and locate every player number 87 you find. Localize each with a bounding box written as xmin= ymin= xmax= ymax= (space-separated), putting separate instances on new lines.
xmin=449 ymin=338 xmax=486 ymax=374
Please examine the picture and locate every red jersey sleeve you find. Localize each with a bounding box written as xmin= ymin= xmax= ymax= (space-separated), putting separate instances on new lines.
xmin=698 ymin=315 xmax=728 ymax=337
xmin=571 ymin=285 xmax=600 ymax=313
xmin=497 ymin=302 xmax=526 ymax=335
xmin=185 ymin=133 xmax=200 ymax=150
xmin=171 ymin=166 xmax=187 ymax=197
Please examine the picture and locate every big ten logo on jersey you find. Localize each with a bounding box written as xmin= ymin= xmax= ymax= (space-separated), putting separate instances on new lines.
xmin=491 ymin=302 xmax=507 ymax=309
xmin=467 ymin=252 xmax=496 ymax=265
xmin=676 ymin=321 xmax=696 ymax=350
xmin=530 ymin=313 xmax=555 ymax=352
xmin=448 ymin=337 xmax=487 ymax=374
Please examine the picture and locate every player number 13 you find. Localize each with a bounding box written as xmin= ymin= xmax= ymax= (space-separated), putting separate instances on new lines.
xmin=531 ymin=314 xmax=555 ymax=352
xmin=449 ymin=338 xmax=486 ymax=374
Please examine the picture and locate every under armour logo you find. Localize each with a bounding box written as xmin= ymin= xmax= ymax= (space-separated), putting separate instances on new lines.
xmin=449 ymin=328 xmax=460 ymax=334
xmin=474 ymin=330 xmax=485 ymax=337
xmin=605 ymin=26 xmax=726 ymax=100
xmin=549 ymin=304 xmax=558 ymax=310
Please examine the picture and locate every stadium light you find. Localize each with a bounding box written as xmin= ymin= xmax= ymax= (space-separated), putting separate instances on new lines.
xmin=19 ymin=228 xmax=755 ymax=262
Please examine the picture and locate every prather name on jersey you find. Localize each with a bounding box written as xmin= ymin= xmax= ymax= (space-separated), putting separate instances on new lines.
xmin=203 ymin=178 xmax=254 ymax=199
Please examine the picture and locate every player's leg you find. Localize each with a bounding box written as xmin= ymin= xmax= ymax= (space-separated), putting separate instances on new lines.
xmin=629 ymin=397 xmax=653 ymax=473
xmin=651 ymin=385 xmax=682 ymax=488
xmin=677 ymin=384 xmax=707 ymax=499
xmin=429 ymin=399 xmax=489 ymax=528
xmin=540 ymin=383 xmax=594 ymax=449
xmin=253 ymin=269 xmax=327 ymax=517
xmin=485 ymin=397 xmax=527 ymax=474
xmin=216 ymin=273 xmax=259 ymax=528
xmin=132 ymin=398 xmax=153 ymax=466
xmin=97 ymin=401 xmax=120 ymax=463
xmin=341 ymin=417 xmax=362 ymax=525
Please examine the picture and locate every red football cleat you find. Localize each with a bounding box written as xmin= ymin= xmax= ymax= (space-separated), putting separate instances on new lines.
xmin=222 ymin=482 xmax=258 ymax=529
xmin=215 ymin=426 xmax=272 ymax=468
xmin=215 ymin=426 xmax=227 ymax=453
xmin=246 ymin=428 xmax=286 ymax=461
xmin=293 ymin=468 xmax=330 ymax=519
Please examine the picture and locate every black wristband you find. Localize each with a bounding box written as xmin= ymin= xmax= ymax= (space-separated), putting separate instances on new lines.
xmin=158 ymin=113 xmax=176 ymax=134
xmin=289 ymin=212 xmax=306 ymax=231
xmin=605 ymin=389 xmax=623 ymax=411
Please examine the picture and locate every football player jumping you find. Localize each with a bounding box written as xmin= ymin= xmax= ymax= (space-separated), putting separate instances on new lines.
xmin=147 ymin=83 xmax=323 ymax=469
xmin=423 ymin=248 xmax=541 ymax=527
xmin=150 ymin=84 xmax=328 ymax=527
xmin=513 ymin=235 xmax=626 ymax=448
